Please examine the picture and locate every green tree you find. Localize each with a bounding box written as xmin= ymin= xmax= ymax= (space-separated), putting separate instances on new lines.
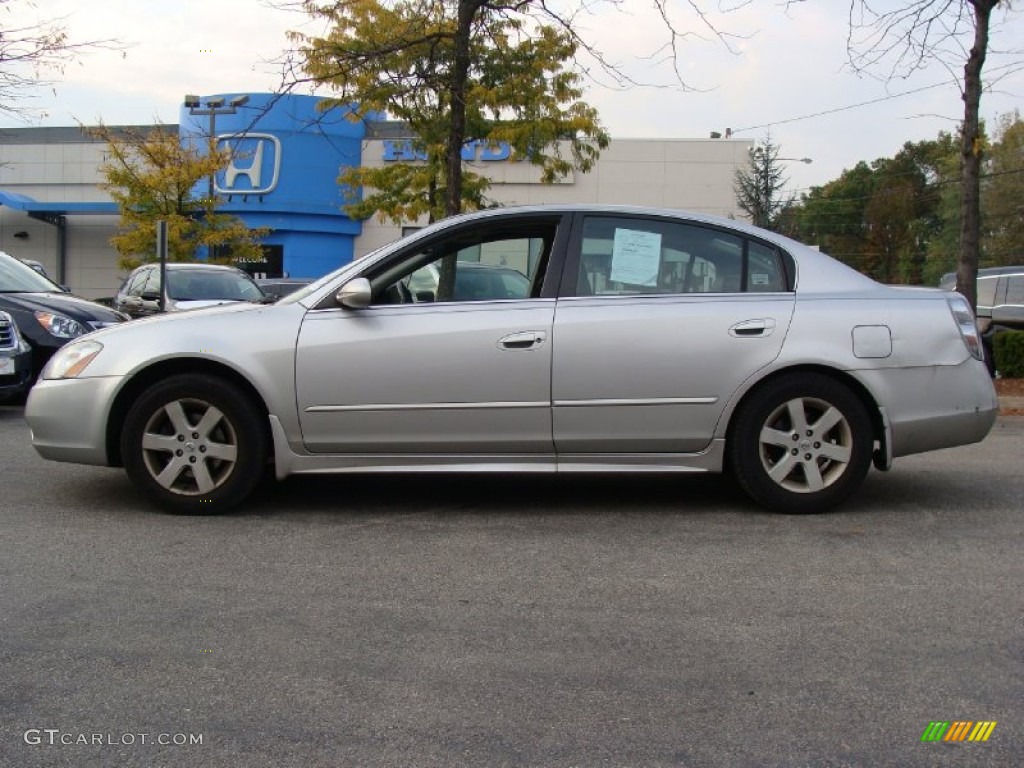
xmin=733 ymin=134 xmax=791 ymax=230
xmin=785 ymin=134 xmax=956 ymax=283
xmin=983 ymin=111 xmax=1024 ymax=265
xmin=290 ymin=0 xmax=609 ymax=223
xmin=927 ymin=112 xmax=1024 ymax=280
xmin=91 ymin=125 xmax=268 ymax=271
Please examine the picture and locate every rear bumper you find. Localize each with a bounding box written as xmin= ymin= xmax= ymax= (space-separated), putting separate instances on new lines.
xmin=25 ymin=376 xmax=123 ymax=465
xmin=855 ymin=360 xmax=998 ymax=458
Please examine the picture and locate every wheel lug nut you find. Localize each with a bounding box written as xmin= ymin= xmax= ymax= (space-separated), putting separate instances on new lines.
xmin=814 ymin=442 xmax=821 ymax=448
xmin=176 ymin=449 xmax=183 ymax=456
xmin=806 ymin=430 xmax=813 ymax=437
xmin=804 ymin=453 xmax=812 ymax=460
xmin=177 ymin=435 xmax=184 ymax=442
xmin=791 ymin=448 xmax=798 ymax=455
xmin=199 ymin=445 xmax=206 ymax=453
xmin=792 ymin=434 xmax=799 ymax=441
xmin=189 ymin=456 xmax=197 ymax=463
xmin=192 ymin=432 xmax=199 ymax=439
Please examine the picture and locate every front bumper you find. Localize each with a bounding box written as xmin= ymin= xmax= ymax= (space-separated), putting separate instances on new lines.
xmin=25 ymin=376 xmax=124 ymax=465
xmin=0 ymin=349 xmax=33 ymax=399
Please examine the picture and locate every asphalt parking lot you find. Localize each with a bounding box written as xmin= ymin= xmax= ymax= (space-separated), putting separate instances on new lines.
xmin=1 ymin=405 xmax=1020 ymax=768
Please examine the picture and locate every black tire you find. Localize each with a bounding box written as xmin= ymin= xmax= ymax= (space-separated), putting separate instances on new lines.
xmin=121 ymin=374 xmax=268 ymax=514
xmin=729 ymin=373 xmax=874 ymax=514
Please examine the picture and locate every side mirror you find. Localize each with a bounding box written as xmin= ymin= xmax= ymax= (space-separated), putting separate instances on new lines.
xmin=336 ymin=277 xmax=372 ymax=309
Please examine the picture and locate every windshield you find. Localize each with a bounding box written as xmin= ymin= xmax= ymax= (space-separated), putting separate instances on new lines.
xmin=166 ymin=269 xmax=265 ymax=302
xmin=0 ymin=253 xmax=64 ymax=293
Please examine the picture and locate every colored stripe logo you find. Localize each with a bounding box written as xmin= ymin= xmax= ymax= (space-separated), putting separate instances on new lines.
xmin=921 ymin=721 xmax=997 ymax=742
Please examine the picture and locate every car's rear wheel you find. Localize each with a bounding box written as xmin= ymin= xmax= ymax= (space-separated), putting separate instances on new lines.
xmin=730 ymin=374 xmax=873 ymax=513
xmin=121 ymin=374 xmax=267 ymax=514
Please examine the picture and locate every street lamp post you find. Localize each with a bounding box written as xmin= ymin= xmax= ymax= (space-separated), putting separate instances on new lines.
xmin=183 ymin=94 xmax=250 ymax=199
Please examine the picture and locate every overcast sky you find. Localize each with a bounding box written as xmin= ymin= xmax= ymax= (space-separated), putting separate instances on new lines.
xmin=2 ymin=0 xmax=1021 ymax=195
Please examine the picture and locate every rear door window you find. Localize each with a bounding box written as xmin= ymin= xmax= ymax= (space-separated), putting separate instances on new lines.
xmin=572 ymin=216 xmax=788 ymax=297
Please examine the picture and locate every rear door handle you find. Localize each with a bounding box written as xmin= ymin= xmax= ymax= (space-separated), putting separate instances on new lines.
xmin=729 ymin=318 xmax=776 ymax=337
xmin=498 ymin=331 xmax=547 ymax=350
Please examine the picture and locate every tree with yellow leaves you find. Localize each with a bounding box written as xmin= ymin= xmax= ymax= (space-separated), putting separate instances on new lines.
xmin=91 ymin=124 xmax=268 ymax=271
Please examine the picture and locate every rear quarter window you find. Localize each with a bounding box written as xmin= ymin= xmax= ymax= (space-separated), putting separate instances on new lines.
xmin=977 ymin=276 xmax=998 ymax=308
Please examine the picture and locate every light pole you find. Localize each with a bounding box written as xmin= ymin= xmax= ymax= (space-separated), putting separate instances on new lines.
xmin=183 ymin=94 xmax=250 ymax=199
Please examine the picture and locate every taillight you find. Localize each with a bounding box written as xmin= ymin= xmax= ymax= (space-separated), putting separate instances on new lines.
xmin=947 ymin=294 xmax=984 ymax=361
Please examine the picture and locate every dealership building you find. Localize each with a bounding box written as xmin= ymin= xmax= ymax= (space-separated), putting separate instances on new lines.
xmin=0 ymin=94 xmax=753 ymax=299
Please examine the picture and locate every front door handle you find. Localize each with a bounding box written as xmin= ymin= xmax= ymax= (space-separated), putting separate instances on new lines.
xmin=497 ymin=331 xmax=547 ymax=350
xmin=729 ymin=318 xmax=776 ymax=337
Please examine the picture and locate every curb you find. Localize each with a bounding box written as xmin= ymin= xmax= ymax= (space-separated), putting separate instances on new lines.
xmin=999 ymin=396 xmax=1024 ymax=412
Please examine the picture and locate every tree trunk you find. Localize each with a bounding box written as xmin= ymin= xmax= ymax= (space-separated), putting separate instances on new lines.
xmin=438 ymin=1 xmax=482 ymax=299
xmin=444 ymin=0 xmax=480 ymax=218
xmin=956 ymin=0 xmax=997 ymax=310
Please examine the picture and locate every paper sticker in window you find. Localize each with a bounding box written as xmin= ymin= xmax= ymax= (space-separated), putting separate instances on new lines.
xmin=609 ymin=228 xmax=661 ymax=287
xmin=751 ymin=272 xmax=770 ymax=286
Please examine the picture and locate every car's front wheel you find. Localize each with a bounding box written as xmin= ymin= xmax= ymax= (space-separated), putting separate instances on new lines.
xmin=121 ymin=374 xmax=267 ymax=514
xmin=730 ymin=374 xmax=874 ymax=513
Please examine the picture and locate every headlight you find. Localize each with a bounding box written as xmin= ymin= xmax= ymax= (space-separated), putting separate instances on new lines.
xmin=947 ymin=295 xmax=985 ymax=362
xmin=41 ymin=340 xmax=103 ymax=379
xmin=34 ymin=310 xmax=87 ymax=339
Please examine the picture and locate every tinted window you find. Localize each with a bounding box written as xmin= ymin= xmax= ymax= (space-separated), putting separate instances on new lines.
xmin=122 ymin=270 xmax=148 ymax=297
xmin=166 ymin=269 xmax=264 ymax=301
xmin=575 ymin=217 xmax=785 ymax=297
xmin=142 ymin=269 xmax=161 ymax=296
xmin=976 ymin=276 xmax=998 ymax=307
xmin=372 ymin=219 xmax=556 ymax=305
xmin=1005 ymin=276 xmax=1024 ymax=305
xmin=747 ymin=241 xmax=786 ymax=292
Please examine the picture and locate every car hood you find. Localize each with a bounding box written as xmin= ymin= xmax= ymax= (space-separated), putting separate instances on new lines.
xmin=0 ymin=291 xmax=127 ymax=323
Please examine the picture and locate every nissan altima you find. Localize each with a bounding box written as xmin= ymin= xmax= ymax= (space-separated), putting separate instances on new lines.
xmin=25 ymin=206 xmax=997 ymax=514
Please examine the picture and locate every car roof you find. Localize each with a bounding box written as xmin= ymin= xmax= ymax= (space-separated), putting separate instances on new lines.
xmin=940 ymin=266 xmax=1024 ymax=286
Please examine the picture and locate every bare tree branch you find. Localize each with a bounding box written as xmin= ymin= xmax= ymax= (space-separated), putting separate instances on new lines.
xmin=0 ymin=0 xmax=125 ymax=119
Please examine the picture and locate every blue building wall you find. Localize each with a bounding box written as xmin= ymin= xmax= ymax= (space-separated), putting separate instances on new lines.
xmin=178 ymin=94 xmax=368 ymax=278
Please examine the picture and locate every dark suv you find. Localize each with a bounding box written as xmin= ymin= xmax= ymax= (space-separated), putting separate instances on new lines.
xmin=940 ymin=266 xmax=1024 ymax=373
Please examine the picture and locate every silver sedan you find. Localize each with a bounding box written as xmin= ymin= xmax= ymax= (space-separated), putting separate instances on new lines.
xmin=25 ymin=206 xmax=997 ymax=514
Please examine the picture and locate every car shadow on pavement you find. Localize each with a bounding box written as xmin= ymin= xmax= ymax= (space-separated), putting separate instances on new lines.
xmin=34 ymin=453 xmax=1008 ymax=521
xmin=241 ymin=472 xmax=756 ymax=520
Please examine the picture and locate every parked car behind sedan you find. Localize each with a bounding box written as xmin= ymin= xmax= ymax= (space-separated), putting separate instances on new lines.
xmin=0 ymin=251 xmax=128 ymax=377
xmin=0 ymin=310 xmax=33 ymax=401
xmin=26 ymin=205 xmax=997 ymax=516
xmin=113 ymin=262 xmax=270 ymax=318
xmin=255 ymin=277 xmax=313 ymax=301
xmin=940 ymin=266 xmax=1024 ymax=374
